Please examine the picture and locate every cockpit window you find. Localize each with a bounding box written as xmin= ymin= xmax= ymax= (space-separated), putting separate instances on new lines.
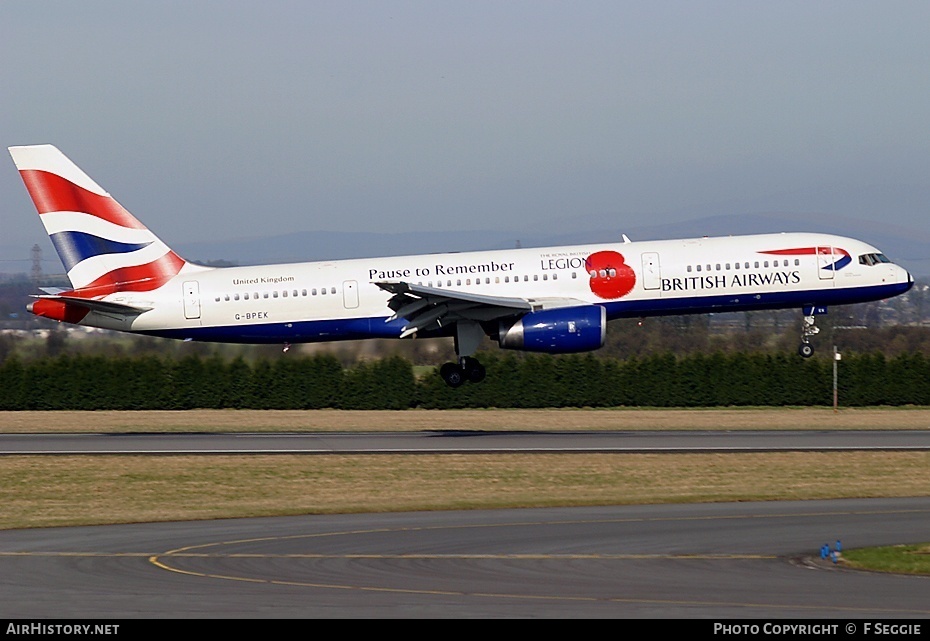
xmin=858 ymin=253 xmax=892 ymax=266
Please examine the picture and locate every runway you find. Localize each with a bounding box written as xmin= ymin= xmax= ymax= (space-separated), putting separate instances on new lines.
xmin=1 ymin=498 xmax=929 ymax=618
xmin=3 ymin=429 xmax=930 ymax=454
xmin=2 ymin=430 xmax=928 ymax=618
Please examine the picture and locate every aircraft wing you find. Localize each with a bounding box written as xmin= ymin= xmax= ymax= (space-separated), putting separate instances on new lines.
xmin=375 ymin=281 xmax=587 ymax=338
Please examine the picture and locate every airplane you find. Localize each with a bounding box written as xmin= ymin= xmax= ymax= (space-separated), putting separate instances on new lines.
xmin=9 ymin=144 xmax=914 ymax=387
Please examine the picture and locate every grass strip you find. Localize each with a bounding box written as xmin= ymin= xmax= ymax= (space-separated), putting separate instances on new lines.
xmin=3 ymin=451 xmax=930 ymax=530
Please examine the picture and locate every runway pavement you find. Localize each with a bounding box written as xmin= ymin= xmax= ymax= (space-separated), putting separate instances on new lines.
xmin=2 ymin=429 xmax=930 ymax=454
xmin=2 ymin=430 xmax=928 ymax=619
xmin=1 ymin=498 xmax=929 ymax=618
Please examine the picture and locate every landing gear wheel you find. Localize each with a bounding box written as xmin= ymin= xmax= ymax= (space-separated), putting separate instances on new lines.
xmin=466 ymin=362 xmax=486 ymax=384
xmin=460 ymin=356 xmax=487 ymax=384
xmin=440 ymin=362 xmax=465 ymax=388
xmin=798 ymin=343 xmax=814 ymax=358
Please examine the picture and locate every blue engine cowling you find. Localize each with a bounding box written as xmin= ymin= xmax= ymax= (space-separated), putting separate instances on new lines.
xmin=497 ymin=305 xmax=606 ymax=353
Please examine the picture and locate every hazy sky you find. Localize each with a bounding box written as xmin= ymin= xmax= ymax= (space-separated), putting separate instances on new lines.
xmin=3 ymin=1 xmax=929 ymax=256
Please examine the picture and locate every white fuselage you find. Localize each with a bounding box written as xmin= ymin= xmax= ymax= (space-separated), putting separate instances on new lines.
xmin=80 ymin=231 xmax=912 ymax=344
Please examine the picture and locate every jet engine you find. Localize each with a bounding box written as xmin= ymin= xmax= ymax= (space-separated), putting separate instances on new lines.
xmin=497 ymin=305 xmax=606 ymax=353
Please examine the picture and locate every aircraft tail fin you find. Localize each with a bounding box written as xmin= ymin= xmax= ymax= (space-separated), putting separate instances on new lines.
xmin=8 ymin=144 xmax=188 ymax=294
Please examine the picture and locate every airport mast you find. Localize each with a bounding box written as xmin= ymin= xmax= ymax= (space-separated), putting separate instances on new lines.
xmin=31 ymin=244 xmax=43 ymax=285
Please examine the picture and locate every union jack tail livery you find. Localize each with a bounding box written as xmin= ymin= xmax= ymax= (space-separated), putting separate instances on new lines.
xmin=10 ymin=145 xmax=188 ymax=295
xmin=8 ymin=144 xmax=914 ymax=387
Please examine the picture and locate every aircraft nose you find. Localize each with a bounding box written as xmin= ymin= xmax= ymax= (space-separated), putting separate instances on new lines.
xmin=903 ymin=266 xmax=914 ymax=290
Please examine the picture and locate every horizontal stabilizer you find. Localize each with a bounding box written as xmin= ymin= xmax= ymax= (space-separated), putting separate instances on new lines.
xmin=30 ymin=295 xmax=152 ymax=315
xmin=38 ymin=287 xmax=67 ymax=295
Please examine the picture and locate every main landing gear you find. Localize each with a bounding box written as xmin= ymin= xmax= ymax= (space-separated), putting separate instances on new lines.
xmin=440 ymin=320 xmax=487 ymax=388
xmin=440 ymin=356 xmax=487 ymax=388
xmin=798 ymin=306 xmax=826 ymax=358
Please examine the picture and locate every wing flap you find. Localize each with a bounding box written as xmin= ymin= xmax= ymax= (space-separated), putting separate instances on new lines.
xmin=375 ymin=280 xmax=588 ymax=338
xmin=378 ymin=281 xmax=534 ymax=311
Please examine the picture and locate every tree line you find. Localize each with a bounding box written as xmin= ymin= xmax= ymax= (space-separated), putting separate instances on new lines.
xmin=0 ymin=351 xmax=927 ymax=410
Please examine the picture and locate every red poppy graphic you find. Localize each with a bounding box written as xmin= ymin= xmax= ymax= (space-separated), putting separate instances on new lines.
xmin=585 ymin=251 xmax=636 ymax=299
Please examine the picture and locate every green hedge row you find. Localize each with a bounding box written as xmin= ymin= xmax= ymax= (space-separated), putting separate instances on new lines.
xmin=0 ymin=351 xmax=927 ymax=410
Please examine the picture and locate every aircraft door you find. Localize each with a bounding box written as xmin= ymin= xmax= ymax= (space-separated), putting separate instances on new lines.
xmin=641 ymin=252 xmax=661 ymax=290
xmin=817 ymin=246 xmax=836 ymax=280
xmin=183 ymin=281 xmax=201 ymax=319
xmin=343 ymin=280 xmax=359 ymax=309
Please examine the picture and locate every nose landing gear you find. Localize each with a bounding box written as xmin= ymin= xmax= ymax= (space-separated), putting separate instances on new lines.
xmin=798 ymin=306 xmax=826 ymax=358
